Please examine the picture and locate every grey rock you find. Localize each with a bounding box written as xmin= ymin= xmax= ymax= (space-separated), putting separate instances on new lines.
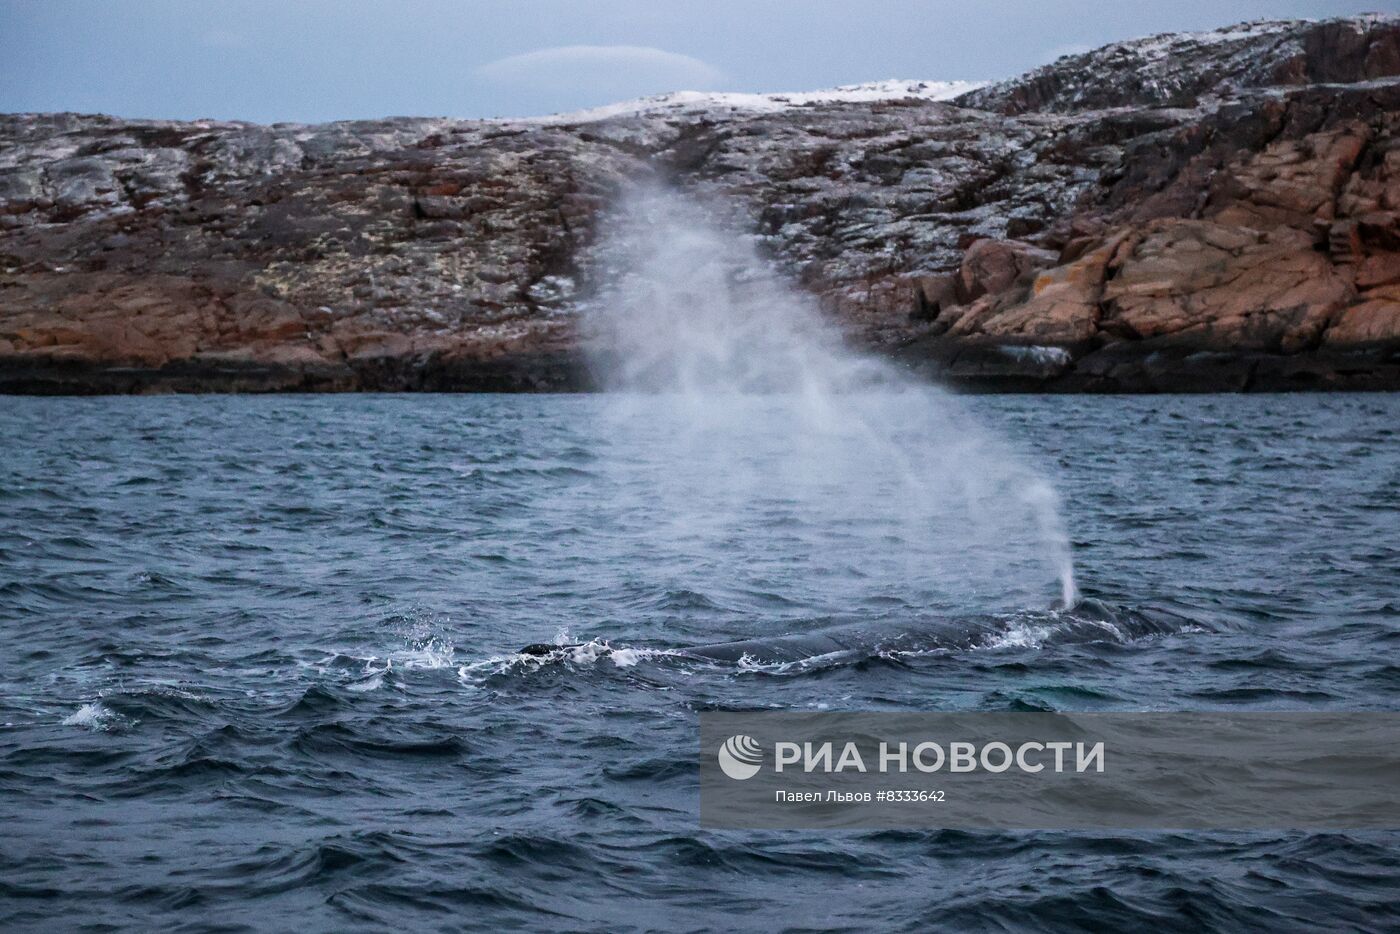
xmin=1 ymin=14 xmax=1398 ymax=393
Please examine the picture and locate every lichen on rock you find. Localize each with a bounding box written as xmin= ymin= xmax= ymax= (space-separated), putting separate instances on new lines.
xmin=1 ymin=15 xmax=1398 ymax=393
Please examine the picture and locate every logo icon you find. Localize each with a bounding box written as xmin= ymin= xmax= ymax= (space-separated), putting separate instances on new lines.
xmin=717 ymin=734 xmax=763 ymax=780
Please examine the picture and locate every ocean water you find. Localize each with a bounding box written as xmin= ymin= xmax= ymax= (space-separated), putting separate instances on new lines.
xmin=1 ymin=392 xmax=1398 ymax=932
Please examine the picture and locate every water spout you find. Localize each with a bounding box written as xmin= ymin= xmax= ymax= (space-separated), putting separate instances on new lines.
xmin=583 ymin=182 xmax=1077 ymax=612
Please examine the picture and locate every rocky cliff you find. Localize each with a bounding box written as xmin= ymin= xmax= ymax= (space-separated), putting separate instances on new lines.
xmin=2 ymin=15 xmax=1398 ymax=393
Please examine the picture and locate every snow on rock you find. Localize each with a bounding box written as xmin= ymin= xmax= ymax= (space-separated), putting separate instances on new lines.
xmin=957 ymin=14 xmax=1400 ymax=114
xmin=518 ymin=80 xmax=985 ymax=125
xmin=1 ymin=16 xmax=1398 ymax=393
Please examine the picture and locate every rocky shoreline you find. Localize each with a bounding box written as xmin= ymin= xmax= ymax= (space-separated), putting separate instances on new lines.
xmin=2 ymin=15 xmax=1398 ymax=394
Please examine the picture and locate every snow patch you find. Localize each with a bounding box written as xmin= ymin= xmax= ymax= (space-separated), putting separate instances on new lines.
xmin=515 ymin=80 xmax=985 ymax=125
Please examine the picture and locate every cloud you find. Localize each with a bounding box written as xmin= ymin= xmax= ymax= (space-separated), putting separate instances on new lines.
xmin=476 ymin=45 xmax=725 ymax=101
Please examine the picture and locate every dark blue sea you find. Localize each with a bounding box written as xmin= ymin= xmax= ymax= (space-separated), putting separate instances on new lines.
xmin=2 ymin=393 xmax=1398 ymax=932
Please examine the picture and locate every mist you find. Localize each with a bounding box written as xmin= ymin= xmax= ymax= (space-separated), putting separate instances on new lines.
xmin=582 ymin=183 xmax=1078 ymax=615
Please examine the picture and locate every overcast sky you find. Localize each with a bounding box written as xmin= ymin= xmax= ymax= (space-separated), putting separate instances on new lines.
xmin=0 ymin=1 xmax=1388 ymax=123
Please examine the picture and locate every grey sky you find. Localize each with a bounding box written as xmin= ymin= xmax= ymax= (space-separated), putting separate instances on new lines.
xmin=0 ymin=0 xmax=1389 ymax=123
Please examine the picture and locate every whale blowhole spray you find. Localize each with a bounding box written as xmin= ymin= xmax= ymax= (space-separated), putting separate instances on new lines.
xmin=583 ymin=181 xmax=1078 ymax=614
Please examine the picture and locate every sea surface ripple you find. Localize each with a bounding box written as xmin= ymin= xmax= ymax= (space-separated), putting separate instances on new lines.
xmin=1 ymin=393 xmax=1398 ymax=932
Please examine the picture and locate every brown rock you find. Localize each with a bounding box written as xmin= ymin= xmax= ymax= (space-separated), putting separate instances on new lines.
xmin=1326 ymin=297 xmax=1400 ymax=344
xmin=950 ymin=234 xmax=1131 ymax=344
xmin=1356 ymin=252 xmax=1400 ymax=290
xmin=1099 ymin=221 xmax=1349 ymax=352
xmin=956 ymin=239 xmax=1057 ymax=302
xmin=3 ymin=16 xmax=1400 ymax=393
xmin=1208 ymin=122 xmax=1370 ymax=231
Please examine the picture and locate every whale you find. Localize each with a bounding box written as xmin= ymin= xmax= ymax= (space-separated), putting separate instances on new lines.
xmin=517 ymin=599 xmax=1196 ymax=665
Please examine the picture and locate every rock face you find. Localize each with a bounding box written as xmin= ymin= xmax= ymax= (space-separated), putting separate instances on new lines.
xmin=901 ymin=70 xmax=1400 ymax=390
xmin=2 ymin=15 xmax=1398 ymax=393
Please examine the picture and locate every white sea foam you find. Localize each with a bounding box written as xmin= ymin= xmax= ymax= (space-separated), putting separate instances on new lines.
xmin=456 ymin=639 xmax=675 ymax=684
xmin=62 ymin=701 xmax=125 ymax=731
xmin=345 ymin=671 xmax=386 ymax=692
xmin=393 ymin=638 xmax=456 ymax=670
xmin=974 ymin=612 xmax=1142 ymax=651
xmin=731 ymin=650 xmax=853 ymax=676
xmin=555 ymin=640 xmax=669 ymax=668
xmin=978 ymin=623 xmax=1057 ymax=650
xmin=608 ymin=646 xmax=659 ymax=668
